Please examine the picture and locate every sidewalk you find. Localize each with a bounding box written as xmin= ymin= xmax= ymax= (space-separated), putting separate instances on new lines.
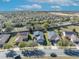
xmin=0 ymin=46 xmax=78 ymax=52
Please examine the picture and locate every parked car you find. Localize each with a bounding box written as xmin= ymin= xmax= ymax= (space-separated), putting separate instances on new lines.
xmin=50 ymin=53 xmax=57 ymax=57
xmin=64 ymin=49 xmax=79 ymax=57
xmin=6 ymin=50 xmax=20 ymax=58
xmin=22 ymin=49 xmax=45 ymax=57
xmin=13 ymin=55 xmax=21 ymax=59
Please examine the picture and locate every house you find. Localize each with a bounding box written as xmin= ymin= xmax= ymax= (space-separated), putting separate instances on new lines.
xmin=15 ymin=32 xmax=29 ymax=43
xmin=33 ymin=31 xmax=44 ymax=45
xmin=62 ymin=31 xmax=79 ymax=45
xmin=0 ymin=21 xmax=3 ymax=30
xmin=70 ymin=35 xmax=79 ymax=49
xmin=15 ymin=36 xmax=23 ymax=43
xmin=62 ymin=31 xmax=76 ymax=39
xmin=48 ymin=31 xmax=60 ymax=45
xmin=71 ymin=35 xmax=79 ymax=44
xmin=0 ymin=34 xmax=10 ymax=47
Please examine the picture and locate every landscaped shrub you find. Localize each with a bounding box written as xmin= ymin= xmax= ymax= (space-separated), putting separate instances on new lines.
xmin=18 ymin=41 xmax=38 ymax=48
xmin=18 ymin=42 xmax=27 ymax=48
xmin=3 ymin=43 xmax=13 ymax=49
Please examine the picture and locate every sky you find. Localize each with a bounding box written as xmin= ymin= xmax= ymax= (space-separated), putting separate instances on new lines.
xmin=0 ymin=0 xmax=79 ymax=11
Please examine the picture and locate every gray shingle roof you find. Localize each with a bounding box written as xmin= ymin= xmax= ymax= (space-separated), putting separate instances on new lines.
xmin=64 ymin=31 xmax=75 ymax=35
xmin=15 ymin=32 xmax=29 ymax=42
xmin=48 ymin=31 xmax=60 ymax=40
xmin=0 ymin=34 xmax=10 ymax=45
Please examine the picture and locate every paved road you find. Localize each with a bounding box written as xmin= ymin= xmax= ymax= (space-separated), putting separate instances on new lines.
xmin=41 ymin=49 xmax=68 ymax=56
xmin=0 ymin=51 xmax=12 ymax=59
xmin=15 ymin=49 xmax=68 ymax=56
xmin=0 ymin=49 xmax=68 ymax=59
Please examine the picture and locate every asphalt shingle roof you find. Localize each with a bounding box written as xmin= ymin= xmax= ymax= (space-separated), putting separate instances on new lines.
xmin=0 ymin=34 xmax=10 ymax=45
xmin=64 ymin=31 xmax=75 ymax=35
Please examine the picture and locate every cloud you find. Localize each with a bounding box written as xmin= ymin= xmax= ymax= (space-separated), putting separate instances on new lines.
xmin=72 ymin=3 xmax=79 ymax=6
xmin=14 ymin=4 xmax=42 ymax=11
xmin=51 ymin=6 xmax=61 ymax=11
xmin=51 ymin=6 xmax=60 ymax=8
xmin=3 ymin=0 xmax=11 ymax=2
xmin=20 ymin=4 xmax=42 ymax=9
xmin=14 ymin=8 xmax=24 ymax=11
xmin=30 ymin=0 xmax=53 ymax=3
xmin=30 ymin=0 xmax=79 ymax=6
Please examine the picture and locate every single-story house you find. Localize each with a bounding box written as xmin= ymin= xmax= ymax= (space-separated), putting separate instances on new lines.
xmin=15 ymin=36 xmax=23 ymax=43
xmin=71 ymin=35 xmax=79 ymax=44
xmin=48 ymin=31 xmax=60 ymax=45
xmin=63 ymin=31 xmax=79 ymax=45
xmin=0 ymin=34 xmax=11 ymax=47
xmin=15 ymin=32 xmax=29 ymax=43
xmin=0 ymin=21 xmax=3 ymax=29
xmin=62 ymin=31 xmax=76 ymax=39
xmin=33 ymin=31 xmax=44 ymax=45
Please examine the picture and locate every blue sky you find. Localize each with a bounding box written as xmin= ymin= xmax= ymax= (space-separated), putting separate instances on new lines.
xmin=0 ymin=0 xmax=79 ymax=11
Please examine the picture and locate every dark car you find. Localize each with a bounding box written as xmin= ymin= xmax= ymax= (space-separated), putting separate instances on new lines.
xmin=22 ymin=50 xmax=35 ymax=57
xmin=64 ymin=49 xmax=79 ymax=57
xmin=6 ymin=50 xmax=17 ymax=58
xmin=50 ymin=53 xmax=57 ymax=57
xmin=22 ymin=50 xmax=45 ymax=57
xmin=33 ymin=49 xmax=45 ymax=57
xmin=13 ymin=55 xmax=21 ymax=59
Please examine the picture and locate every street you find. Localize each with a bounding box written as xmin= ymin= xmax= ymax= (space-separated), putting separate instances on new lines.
xmin=0 ymin=49 xmax=68 ymax=59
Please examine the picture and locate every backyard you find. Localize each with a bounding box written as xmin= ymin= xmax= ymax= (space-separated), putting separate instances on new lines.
xmin=60 ymin=25 xmax=79 ymax=32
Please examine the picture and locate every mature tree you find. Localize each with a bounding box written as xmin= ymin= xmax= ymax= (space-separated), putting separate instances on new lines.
xmin=57 ymin=39 xmax=69 ymax=46
xmin=26 ymin=40 xmax=38 ymax=47
xmin=57 ymin=39 xmax=75 ymax=47
xmin=43 ymin=34 xmax=51 ymax=46
xmin=73 ymin=28 xmax=78 ymax=36
xmin=18 ymin=41 xmax=38 ymax=48
xmin=29 ymin=27 xmax=33 ymax=34
xmin=42 ymin=22 xmax=49 ymax=31
xmin=4 ymin=21 xmax=13 ymax=32
xmin=5 ymin=26 xmax=13 ymax=32
xmin=18 ymin=42 xmax=27 ymax=48
xmin=28 ymin=34 xmax=33 ymax=40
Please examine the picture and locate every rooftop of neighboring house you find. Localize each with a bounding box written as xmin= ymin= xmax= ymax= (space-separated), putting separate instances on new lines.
xmin=18 ymin=32 xmax=29 ymax=36
xmin=71 ymin=35 xmax=79 ymax=43
xmin=48 ymin=31 xmax=60 ymax=41
xmin=15 ymin=32 xmax=29 ymax=42
xmin=0 ymin=34 xmax=10 ymax=45
xmin=15 ymin=36 xmax=23 ymax=42
xmin=63 ymin=31 xmax=76 ymax=36
xmin=33 ymin=31 xmax=44 ymax=36
xmin=33 ymin=31 xmax=44 ymax=42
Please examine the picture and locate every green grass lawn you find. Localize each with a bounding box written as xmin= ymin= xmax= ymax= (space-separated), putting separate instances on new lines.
xmin=44 ymin=32 xmax=51 ymax=45
xmin=7 ymin=35 xmax=17 ymax=46
xmin=29 ymin=33 xmax=33 ymax=39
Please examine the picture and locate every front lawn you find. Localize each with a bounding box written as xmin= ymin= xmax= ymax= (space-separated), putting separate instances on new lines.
xmin=44 ymin=32 xmax=51 ymax=46
xmin=7 ymin=35 xmax=17 ymax=46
